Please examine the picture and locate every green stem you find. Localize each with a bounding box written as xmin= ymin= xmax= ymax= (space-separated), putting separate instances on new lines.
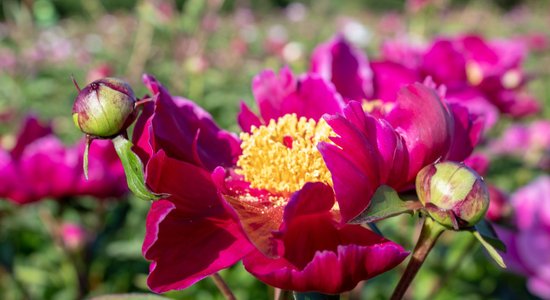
xmin=390 ymin=217 xmax=445 ymax=300
xmin=211 ymin=272 xmax=236 ymax=300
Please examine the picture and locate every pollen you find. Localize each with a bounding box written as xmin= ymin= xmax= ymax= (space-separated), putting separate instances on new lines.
xmin=236 ymin=114 xmax=334 ymax=195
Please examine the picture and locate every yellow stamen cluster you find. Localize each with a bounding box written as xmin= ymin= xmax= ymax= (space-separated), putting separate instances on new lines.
xmin=236 ymin=114 xmax=334 ymax=195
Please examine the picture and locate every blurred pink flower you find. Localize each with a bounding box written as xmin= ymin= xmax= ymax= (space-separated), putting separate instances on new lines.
xmin=86 ymin=63 xmax=114 ymax=83
xmin=498 ymin=176 xmax=550 ymax=299
xmin=489 ymin=120 xmax=550 ymax=168
xmin=0 ymin=116 xmax=127 ymax=205
xmin=60 ymin=222 xmax=88 ymax=250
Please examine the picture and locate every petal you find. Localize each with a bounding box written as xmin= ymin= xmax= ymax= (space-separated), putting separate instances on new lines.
xmin=142 ymin=152 xmax=254 ymax=292
xmin=371 ymin=61 xmax=421 ymax=102
xmin=253 ymin=67 xmax=296 ymax=121
xmin=310 ymin=35 xmax=373 ymax=101
xmin=446 ymin=88 xmax=499 ymax=130
xmin=144 ymin=199 xmax=253 ymax=292
xmin=385 ymin=83 xmax=454 ymax=182
xmin=141 ymin=74 xmax=241 ymax=171
xmin=446 ymin=103 xmax=484 ymax=162
xmin=252 ymin=67 xmax=344 ymax=121
xmin=237 ymin=101 xmax=262 ymax=133
xmin=244 ymin=183 xmax=407 ymax=294
xmin=421 ymin=39 xmax=467 ymax=88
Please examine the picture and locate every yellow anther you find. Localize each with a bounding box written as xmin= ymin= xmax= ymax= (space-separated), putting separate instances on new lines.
xmin=236 ymin=114 xmax=334 ymax=195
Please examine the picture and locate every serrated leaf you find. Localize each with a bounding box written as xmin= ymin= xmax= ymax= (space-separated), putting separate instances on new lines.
xmin=474 ymin=219 xmax=506 ymax=252
xmin=350 ymin=185 xmax=420 ymax=224
xmin=112 ymin=136 xmax=168 ymax=201
xmin=472 ymin=230 xmax=507 ymax=268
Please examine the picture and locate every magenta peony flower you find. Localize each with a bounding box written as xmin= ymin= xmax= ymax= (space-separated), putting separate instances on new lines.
xmin=309 ymin=35 xmax=502 ymax=132
xmin=423 ymin=35 xmax=540 ymax=118
xmin=497 ymin=176 xmax=550 ymax=299
xmin=133 ymin=74 xmax=408 ymax=294
xmin=0 ymin=116 xmax=127 ymax=204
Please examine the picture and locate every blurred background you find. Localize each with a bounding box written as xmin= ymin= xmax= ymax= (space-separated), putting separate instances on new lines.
xmin=0 ymin=0 xmax=549 ymax=299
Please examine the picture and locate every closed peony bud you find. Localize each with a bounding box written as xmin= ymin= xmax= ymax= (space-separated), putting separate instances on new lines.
xmin=416 ymin=161 xmax=489 ymax=230
xmin=72 ymin=77 xmax=136 ymax=138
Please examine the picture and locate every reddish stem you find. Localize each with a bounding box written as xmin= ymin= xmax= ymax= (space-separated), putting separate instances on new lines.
xmin=211 ymin=272 xmax=236 ymax=300
xmin=390 ymin=217 xmax=445 ymax=300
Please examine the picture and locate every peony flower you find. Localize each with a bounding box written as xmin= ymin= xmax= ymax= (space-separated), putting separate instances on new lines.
xmin=0 ymin=116 xmax=127 ymax=205
xmin=133 ymin=74 xmax=408 ymax=294
xmin=422 ymin=35 xmax=540 ymax=118
xmin=310 ymin=35 xmax=497 ymax=133
xmin=497 ymin=176 xmax=550 ymax=299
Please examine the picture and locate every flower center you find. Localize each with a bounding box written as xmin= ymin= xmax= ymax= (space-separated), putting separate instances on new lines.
xmin=236 ymin=114 xmax=334 ymax=195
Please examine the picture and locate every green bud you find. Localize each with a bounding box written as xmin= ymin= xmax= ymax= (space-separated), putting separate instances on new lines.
xmin=416 ymin=161 xmax=489 ymax=230
xmin=72 ymin=77 xmax=136 ymax=138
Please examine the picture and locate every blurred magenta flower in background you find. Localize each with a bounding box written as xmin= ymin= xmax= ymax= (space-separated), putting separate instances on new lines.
xmin=0 ymin=116 xmax=127 ymax=205
xmin=60 ymin=222 xmax=88 ymax=251
xmin=312 ymin=34 xmax=540 ymax=134
xmin=498 ymin=176 xmax=550 ymax=299
xmin=133 ymin=74 xmax=408 ymax=293
xmin=489 ymin=120 xmax=550 ymax=169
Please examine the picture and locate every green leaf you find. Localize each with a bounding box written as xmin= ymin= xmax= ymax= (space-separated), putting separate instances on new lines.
xmin=472 ymin=230 xmax=507 ymax=268
xmin=350 ymin=185 xmax=421 ymax=224
xmin=112 ymin=135 xmax=168 ymax=201
xmin=474 ymin=219 xmax=506 ymax=252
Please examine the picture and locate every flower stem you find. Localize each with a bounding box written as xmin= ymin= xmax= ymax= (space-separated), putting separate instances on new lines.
xmin=211 ymin=272 xmax=236 ymax=300
xmin=390 ymin=217 xmax=445 ymax=300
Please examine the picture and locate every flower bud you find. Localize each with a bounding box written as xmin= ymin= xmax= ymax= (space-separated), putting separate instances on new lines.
xmin=72 ymin=77 xmax=136 ymax=138
xmin=416 ymin=161 xmax=489 ymax=230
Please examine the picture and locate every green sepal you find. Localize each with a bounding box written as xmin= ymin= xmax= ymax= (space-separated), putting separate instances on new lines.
xmin=83 ymin=135 xmax=91 ymax=180
xmin=350 ymin=185 xmax=421 ymax=224
xmin=112 ymin=135 xmax=168 ymax=201
xmin=474 ymin=219 xmax=506 ymax=252
xmin=472 ymin=228 xmax=507 ymax=268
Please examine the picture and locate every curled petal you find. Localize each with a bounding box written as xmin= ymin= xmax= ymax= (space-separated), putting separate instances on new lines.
xmin=385 ymin=83 xmax=454 ymax=182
